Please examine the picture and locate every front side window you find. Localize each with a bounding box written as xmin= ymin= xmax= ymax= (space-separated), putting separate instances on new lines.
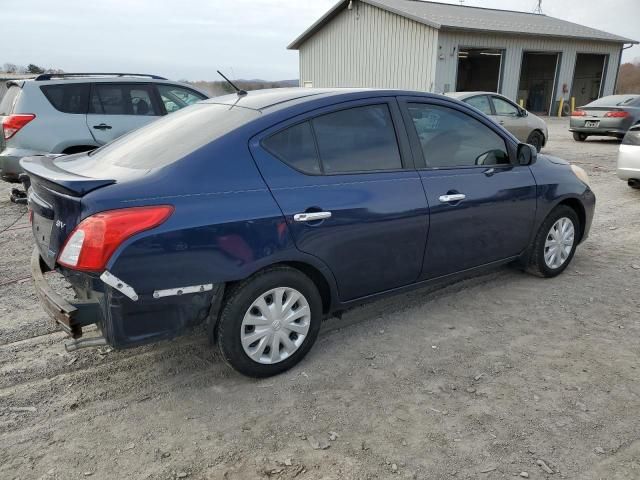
xmin=311 ymin=104 xmax=402 ymax=173
xmin=465 ymin=95 xmax=492 ymax=116
xmin=407 ymin=103 xmax=510 ymax=168
xmin=492 ymin=96 xmax=520 ymax=116
xmin=89 ymin=84 xmax=159 ymax=116
xmin=157 ymin=85 xmax=206 ymax=113
xmin=40 ymin=84 xmax=90 ymax=114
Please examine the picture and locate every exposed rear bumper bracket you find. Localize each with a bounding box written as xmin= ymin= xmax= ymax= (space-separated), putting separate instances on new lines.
xmin=30 ymin=248 xmax=101 ymax=339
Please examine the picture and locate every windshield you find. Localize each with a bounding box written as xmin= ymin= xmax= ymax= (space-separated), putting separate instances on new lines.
xmin=86 ymin=103 xmax=259 ymax=170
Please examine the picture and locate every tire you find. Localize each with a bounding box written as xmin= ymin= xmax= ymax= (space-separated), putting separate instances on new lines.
xmin=629 ymin=179 xmax=640 ymax=190
xmin=573 ymin=132 xmax=588 ymax=142
xmin=526 ymin=205 xmax=580 ymax=278
xmin=527 ymin=131 xmax=544 ymax=152
xmin=216 ymin=266 xmax=322 ymax=377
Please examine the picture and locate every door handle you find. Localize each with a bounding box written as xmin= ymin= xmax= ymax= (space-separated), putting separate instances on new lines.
xmin=93 ymin=123 xmax=112 ymax=130
xmin=438 ymin=194 xmax=466 ymax=203
xmin=293 ymin=211 xmax=332 ymax=222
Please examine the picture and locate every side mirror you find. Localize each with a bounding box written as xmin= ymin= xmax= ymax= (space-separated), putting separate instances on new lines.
xmin=520 ymin=108 xmax=528 ymax=117
xmin=517 ymin=143 xmax=537 ymax=166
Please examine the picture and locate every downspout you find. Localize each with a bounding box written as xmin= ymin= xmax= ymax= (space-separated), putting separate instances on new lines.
xmin=613 ymin=43 xmax=634 ymax=93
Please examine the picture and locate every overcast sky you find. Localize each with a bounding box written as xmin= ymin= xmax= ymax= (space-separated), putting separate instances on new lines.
xmin=2 ymin=0 xmax=638 ymax=81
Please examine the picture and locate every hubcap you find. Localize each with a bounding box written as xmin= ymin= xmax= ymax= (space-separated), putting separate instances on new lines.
xmin=240 ymin=287 xmax=311 ymax=365
xmin=544 ymin=217 xmax=575 ymax=269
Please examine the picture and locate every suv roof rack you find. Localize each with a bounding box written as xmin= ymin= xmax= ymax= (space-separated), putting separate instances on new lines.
xmin=34 ymin=73 xmax=167 ymax=81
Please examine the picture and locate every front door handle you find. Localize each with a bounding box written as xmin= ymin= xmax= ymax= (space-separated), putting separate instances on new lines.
xmin=93 ymin=123 xmax=112 ymax=130
xmin=439 ymin=194 xmax=466 ymax=203
xmin=293 ymin=211 xmax=332 ymax=222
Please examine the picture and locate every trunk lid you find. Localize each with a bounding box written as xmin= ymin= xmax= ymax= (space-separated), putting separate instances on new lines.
xmin=22 ymin=155 xmax=116 ymax=268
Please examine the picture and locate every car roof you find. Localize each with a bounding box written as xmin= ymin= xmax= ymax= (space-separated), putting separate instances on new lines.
xmin=204 ymin=87 xmax=441 ymax=111
xmin=22 ymin=75 xmax=189 ymax=86
xmin=446 ymin=91 xmax=501 ymax=100
xmin=585 ymin=94 xmax=640 ymax=107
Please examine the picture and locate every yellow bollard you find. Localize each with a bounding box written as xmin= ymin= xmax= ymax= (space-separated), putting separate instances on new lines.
xmin=558 ymin=97 xmax=565 ymax=117
xmin=571 ymin=97 xmax=575 ymax=113
xmin=519 ymin=99 xmax=524 ymax=108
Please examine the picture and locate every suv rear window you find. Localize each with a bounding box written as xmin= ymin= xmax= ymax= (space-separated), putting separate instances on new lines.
xmin=87 ymin=103 xmax=259 ymax=169
xmin=0 ymin=85 xmax=21 ymax=115
xmin=40 ymin=83 xmax=90 ymax=114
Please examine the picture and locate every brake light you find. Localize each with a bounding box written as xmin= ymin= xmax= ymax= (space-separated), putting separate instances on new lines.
xmin=571 ymin=110 xmax=586 ymax=117
xmin=58 ymin=206 xmax=174 ymax=271
xmin=604 ymin=111 xmax=630 ymax=118
xmin=2 ymin=114 xmax=36 ymax=140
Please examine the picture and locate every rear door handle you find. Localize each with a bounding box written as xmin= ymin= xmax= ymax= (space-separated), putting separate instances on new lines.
xmin=293 ymin=211 xmax=332 ymax=222
xmin=439 ymin=194 xmax=466 ymax=203
xmin=93 ymin=123 xmax=112 ymax=130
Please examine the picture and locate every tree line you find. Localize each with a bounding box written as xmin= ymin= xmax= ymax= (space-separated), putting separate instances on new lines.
xmin=616 ymin=60 xmax=640 ymax=94
xmin=2 ymin=60 xmax=638 ymax=94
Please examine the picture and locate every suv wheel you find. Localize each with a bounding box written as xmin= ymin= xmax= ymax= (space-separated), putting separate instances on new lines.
xmin=216 ymin=267 xmax=322 ymax=377
xmin=573 ymin=132 xmax=588 ymax=142
xmin=526 ymin=206 xmax=580 ymax=278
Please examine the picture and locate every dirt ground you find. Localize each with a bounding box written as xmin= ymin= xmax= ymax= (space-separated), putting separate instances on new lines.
xmin=1 ymin=118 xmax=639 ymax=480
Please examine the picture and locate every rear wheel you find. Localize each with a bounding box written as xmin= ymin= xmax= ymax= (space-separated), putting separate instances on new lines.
xmin=527 ymin=131 xmax=544 ymax=152
xmin=629 ymin=179 xmax=640 ymax=190
xmin=573 ymin=132 xmax=588 ymax=142
xmin=216 ymin=267 xmax=322 ymax=377
xmin=526 ymin=206 xmax=580 ymax=278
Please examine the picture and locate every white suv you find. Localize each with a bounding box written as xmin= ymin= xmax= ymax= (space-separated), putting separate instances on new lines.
xmin=0 ymin=73 xmax=208 ymax=184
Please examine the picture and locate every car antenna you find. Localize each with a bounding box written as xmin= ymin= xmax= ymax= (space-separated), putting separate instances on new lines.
xmin=217 ymin=70 xmax=247 ymax=97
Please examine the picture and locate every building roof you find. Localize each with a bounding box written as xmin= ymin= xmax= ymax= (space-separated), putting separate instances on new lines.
xmin=288 ymin=0 xmax=637 ymax=49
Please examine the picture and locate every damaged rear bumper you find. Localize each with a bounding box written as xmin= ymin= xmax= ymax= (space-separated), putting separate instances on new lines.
xmin=31 ymin=247 xmax=222 ymax=349
xmin=31 ymin=247 xmax=101 ymax=339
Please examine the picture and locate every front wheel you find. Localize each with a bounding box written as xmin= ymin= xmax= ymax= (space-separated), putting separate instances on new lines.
xmin=527 ymin=131 xmax=544 ymax=152
xmin=216 ymin=267 xmax=322 ymax=377
xmin=526 ymin=206 xmax=580 ymax=278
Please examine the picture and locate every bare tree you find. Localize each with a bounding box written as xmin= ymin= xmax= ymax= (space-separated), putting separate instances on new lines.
xmin=616 ymin=60 xmax=640 ymax=94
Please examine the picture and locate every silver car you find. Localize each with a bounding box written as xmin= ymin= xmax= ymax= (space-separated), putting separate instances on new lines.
xmin=0 ymin=73 xmax=208 ymax=184
xmin=617 ymin=124 xmax=640 ymax=189
xmin=446 ymin=91 xmax=548 ymax=152
xmin=570 ymin=94 xmax=640 ymax=142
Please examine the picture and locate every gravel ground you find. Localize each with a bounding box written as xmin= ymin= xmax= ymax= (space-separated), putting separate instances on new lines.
xmin=1 ymin=118 xmax=639 ymax=480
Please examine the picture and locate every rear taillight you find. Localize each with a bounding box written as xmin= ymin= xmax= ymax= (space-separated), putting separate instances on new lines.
xmin=2 ymin=114 xmax=36 ymax=140
xmin=58 ymin=206 xmax=174 ymax=272
xmin=571 ymin=110 xmax=586 ymax=117
xmin=604 ymin=111 xmax=630 ymax=118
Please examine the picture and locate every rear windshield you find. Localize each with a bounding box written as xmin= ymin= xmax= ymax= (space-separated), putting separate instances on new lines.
xmin=622 ymin=128 xmax=640 ymax=146
xmin=0 ymin=84 xmax=21 ymax=115
xmin=587 ymin=95 xmax=639 ymax=107
xmin=88 ymin=103 xmax=259 ymax=169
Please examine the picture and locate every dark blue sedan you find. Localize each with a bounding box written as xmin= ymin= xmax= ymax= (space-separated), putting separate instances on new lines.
xmin=23 ymin=88 xmax=595 ymax=377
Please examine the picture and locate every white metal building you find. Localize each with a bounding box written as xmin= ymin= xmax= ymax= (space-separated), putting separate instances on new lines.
xmin=288 ymin=0 xmax=637 ymax=114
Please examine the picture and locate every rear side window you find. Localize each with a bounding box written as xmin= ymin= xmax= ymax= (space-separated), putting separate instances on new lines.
xmin=40 ymin=83 xmax=89 ymax=114
xmin=89 ymin=84 xmax=159 ymax=116
xmin=465 ymin=95 xmax=492 ymax=115
xmin=87 ymin=103 xmax=258 ymax=170
xmin=262 ymin=122 xmax=320 ymax=174
xmin=0 ymin=85 xmax=21 ymax=115
xmin=312 ymin=104 xmax=402 ymax=173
